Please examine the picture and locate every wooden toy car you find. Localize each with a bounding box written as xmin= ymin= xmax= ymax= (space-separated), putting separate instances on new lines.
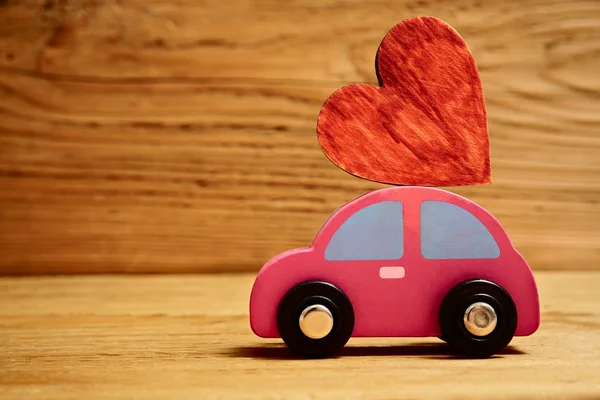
xmin=249 ymin=187 xmax=540 ymax=358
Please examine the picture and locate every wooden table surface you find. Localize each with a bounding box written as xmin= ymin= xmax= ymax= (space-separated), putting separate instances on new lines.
xmin=1 ymin=272 xmax=599 ymax=399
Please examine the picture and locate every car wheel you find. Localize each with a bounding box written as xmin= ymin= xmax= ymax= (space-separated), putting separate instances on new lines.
xmin=439 ymin=279 xmax=517 ymax=358
xmin=277 ymin=280 xmax=354 ymax=358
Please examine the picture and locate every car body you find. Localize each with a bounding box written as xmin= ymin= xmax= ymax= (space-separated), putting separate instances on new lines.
xmin=250 ymin=186 xmax=540 ymax=342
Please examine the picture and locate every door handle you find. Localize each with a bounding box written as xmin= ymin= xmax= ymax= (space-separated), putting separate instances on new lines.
xmin=379 ymin=266 xmax=405 ymax=279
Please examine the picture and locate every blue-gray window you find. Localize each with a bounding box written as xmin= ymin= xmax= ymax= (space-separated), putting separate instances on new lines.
xmin=420 ymin=201 xmax=500 ymax=260
xmin=325 ymin=201 xmax=404 ymax=261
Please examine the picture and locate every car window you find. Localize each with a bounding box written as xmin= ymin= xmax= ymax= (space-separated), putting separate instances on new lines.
xmin=325 ymin=201 xmax=404 ymax=261
xmin=420 ymin=201 xmax=500 ymax=260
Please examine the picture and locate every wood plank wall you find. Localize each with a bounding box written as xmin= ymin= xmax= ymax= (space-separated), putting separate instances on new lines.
xmin=0 ymin=0 xmax=599 ymax=274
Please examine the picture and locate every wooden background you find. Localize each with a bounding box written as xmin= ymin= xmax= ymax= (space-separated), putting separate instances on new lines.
xmin=0 ymin=0 xmax=598 ymax=275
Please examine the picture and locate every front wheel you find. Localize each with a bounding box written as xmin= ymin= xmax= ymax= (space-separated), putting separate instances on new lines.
xmin=439 ymin=279 xmax=517 ymax=358
xmin=277 ymin=281 xmax=354 ymax=358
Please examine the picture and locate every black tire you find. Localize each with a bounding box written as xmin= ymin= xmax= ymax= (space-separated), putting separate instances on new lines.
xmin=277 ymin=281 xmax=354 ymax=358
xmin=439 ymin=279 xmax=517 ymax=358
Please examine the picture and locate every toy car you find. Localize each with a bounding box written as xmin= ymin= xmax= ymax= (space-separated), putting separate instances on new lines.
xmin=249 ymin=186 xmax=540 ymax=358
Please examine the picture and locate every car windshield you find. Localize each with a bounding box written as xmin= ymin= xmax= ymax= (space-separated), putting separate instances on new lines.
xmin=324 ymin=201 xmax=404 ymax=261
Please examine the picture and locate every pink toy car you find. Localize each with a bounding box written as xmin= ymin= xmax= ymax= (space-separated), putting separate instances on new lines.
xmin=250 ymin=186 xmax=540 ymax=358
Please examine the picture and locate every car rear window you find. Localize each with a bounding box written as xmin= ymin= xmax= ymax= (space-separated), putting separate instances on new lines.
xmin=420 ymin=200 xmax=500 ymax=260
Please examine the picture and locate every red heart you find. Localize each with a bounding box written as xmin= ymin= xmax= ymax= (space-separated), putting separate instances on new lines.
xmin=317 ymin=16 xmax=490 ymax=186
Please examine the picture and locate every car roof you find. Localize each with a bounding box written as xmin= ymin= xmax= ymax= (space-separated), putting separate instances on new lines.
xmin=312 ymin=186 xmax=512 ymax=250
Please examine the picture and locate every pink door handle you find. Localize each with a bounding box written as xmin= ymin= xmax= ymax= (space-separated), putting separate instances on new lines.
xmin=379 ymin=266 xmax=405 ymax=279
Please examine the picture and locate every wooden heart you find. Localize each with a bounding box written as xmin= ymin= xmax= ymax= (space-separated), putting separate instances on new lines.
xmin=317 ymin=16 xmax=490 ymax=186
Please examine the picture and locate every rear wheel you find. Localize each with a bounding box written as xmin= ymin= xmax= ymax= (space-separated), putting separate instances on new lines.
xmin=439 ymin=279 xmax=517 ymax=358
xmin=277 ymin=281 xmax=354 ymax=358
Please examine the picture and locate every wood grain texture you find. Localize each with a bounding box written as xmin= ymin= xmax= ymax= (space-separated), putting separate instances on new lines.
xmin=0 ymin=0 xmax=599 ymax=274
xmin=317 ymin=16 xmax=490 ymax=186
xmin=1 ymin=272 xmax=599 ymax=399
